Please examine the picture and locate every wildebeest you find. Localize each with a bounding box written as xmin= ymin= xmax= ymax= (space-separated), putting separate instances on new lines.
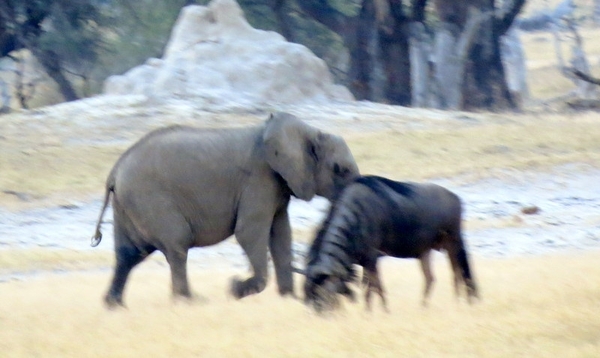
xmin=303 ymin=175 xmax=479 ymax=312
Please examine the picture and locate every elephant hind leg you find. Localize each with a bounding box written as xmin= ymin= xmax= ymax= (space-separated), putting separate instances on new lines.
xmin=150 ymin=213 xmax=194 ymax=301
xmin=164 ymin=248 xmax=192 ymax=299
xmin=105 ymin=243 xmax=155 ymax=308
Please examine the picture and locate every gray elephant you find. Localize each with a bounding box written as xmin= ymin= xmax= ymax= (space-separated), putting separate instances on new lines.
xmin=91 ymin=112 xmax=359 ymax=307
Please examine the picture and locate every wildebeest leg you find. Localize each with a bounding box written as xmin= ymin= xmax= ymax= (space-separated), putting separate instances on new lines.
xmin=448 ymin=250 xmax=463 ymax=300
xmin=363 ymin=267 xmax=388 ymax=312
xmin=447 ymin=239 xmax=479 ymax=303
xmin=419 ymin=250 xmax=435 ymax=307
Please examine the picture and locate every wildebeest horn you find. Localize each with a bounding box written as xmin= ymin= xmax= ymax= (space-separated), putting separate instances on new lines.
xmin=292 ymin=266 xmax=306 ymax=275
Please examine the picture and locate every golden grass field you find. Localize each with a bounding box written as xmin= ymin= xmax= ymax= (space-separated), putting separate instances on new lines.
xmin=1 ymin=251 xmax=600 ymax=357
xmin=1 ymin=19 xmax=600 ymax=358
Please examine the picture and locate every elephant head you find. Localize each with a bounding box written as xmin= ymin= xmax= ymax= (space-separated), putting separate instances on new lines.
xmin=263 ymin=112 xmax=359 ymax=201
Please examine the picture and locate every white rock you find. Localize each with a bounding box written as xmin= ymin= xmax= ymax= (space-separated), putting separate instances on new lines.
xmin=104 ymin=0 xmax=353 ymax=110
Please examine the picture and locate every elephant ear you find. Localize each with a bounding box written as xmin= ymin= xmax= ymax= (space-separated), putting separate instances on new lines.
xmin=263 ymin=112 xmax=317 ymax=201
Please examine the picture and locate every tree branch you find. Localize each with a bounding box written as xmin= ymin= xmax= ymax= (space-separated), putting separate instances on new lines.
xmin=411 ymin=0 xmax=427 ymax=22
xmin=271 ymin=0 xmax=294 ymax=41
xmin=296 ymin=0 xmax=351 ymax=37
xmin=456 ymin=8 xmax=493 ymax=61
xmin=495 ymin=0 xmax=526 ymax=35
xmin=571 ymin=69 xmax=600 ymax=86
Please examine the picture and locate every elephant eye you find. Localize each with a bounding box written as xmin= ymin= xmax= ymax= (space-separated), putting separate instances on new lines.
xmin=333 ymin=163 xmax=348 ymax=176
xmin=309 ymin=144 xmax=318 ymax=162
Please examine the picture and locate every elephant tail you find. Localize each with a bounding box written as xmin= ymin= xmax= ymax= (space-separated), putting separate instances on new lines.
xmin=90 ymin=174 xmax=116 ymax=247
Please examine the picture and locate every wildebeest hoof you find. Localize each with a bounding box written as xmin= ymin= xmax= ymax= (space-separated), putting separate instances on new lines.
xmin=104 ymin=295 xmax=126 ymax=310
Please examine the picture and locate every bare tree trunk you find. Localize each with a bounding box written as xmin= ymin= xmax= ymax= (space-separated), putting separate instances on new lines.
xmin=501 ymin=26 xmax=529 ymax=107
xmin=298 ymin=0 xmax=375 ymax=100
xmin=461 ymin=0 xmax=524 ymax=111
xmin=433 ymin=8 xmax=491 ymax=110
xmin=0 ymin=1 xmax=79 ymax=102
xmin=32 ymin=48 xmax=78 ymax=101
xmin=373 ymin=0 xmax=412 ymax=105
xmin=432 ymin=23 xmax=461 ymax=109
xmin=0 ymin=79 xmax=10 ymax=113
xmin=409 ymin=21 xmax=430 ymax=107
xmin=552 ymin=17 xmax=597 ymax=99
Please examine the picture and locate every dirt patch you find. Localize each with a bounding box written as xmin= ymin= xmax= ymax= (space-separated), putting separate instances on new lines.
xmin=1 ymin=163 xmax=599 ymax=283
xmin=1 ymin=96 xmax=599 ymax=279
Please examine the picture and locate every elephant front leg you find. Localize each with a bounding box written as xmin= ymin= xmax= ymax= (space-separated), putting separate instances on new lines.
xmin=269 ymin=209 xmax=295 ymax=297
xmin=231 ymin=222 xmax=270 ymax=299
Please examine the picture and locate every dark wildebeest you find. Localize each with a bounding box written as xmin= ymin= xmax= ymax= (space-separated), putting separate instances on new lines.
xmin=303 ymin=175 xmax=479 ymax=312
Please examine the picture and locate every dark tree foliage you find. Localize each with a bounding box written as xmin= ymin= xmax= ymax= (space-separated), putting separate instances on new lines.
xmin=97 ymin=0 xmax=188 ymax=87
xmin=273 ymin=0 xmax=526 ymax=109
xmin=0 ymin=0 xmax=108 ymax=102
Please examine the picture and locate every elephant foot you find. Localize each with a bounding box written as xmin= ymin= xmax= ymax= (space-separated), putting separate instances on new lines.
xmin=230 ymin=276 xmax=267 ymax=299
xmin=172 ymin=292 xmax=207 ymax=305
xmin=277 ymin=286 xmax=296 ymax=298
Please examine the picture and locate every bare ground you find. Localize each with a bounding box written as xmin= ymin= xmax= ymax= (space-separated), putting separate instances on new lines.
xmin=1 ymin=97 xmax=599 ymax=279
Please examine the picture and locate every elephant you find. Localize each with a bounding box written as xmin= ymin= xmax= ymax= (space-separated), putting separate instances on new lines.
xmin=91 ymin=112 xmax=359 ymax=308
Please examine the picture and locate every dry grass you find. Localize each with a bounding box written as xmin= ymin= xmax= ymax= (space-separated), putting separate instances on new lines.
xmin=347 ymin=113 xmax=600 ymax=181
xmin=2 ymin=109 xmax=600 ymax=210
xmin=2 ymin=28 xmax=600 ymax=209
xmin=522 ymin=27 xmax=600 ymax=100
xmin=0 ymin=249 xmax=113 ymax=273
xmin=1 ymin=250 xmax=599 ymax=357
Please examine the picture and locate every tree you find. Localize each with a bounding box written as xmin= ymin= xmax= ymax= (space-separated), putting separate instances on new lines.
xmin=425 ymin=0 xmax=525 ymax=110
xmin=0 ymin=0 xmax=108 ymax=103
xmin=280 ymin=0 xmax=526 ymax=110
xmin=104 ymin=0 xmax=191 ymax=77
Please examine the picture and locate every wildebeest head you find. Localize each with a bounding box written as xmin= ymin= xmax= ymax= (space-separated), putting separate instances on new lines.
xmin=303 ymin=265 xmax=356 ymax=313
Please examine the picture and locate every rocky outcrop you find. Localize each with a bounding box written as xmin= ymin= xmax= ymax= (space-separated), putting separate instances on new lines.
xmin=104 ymin=0 xmax=353 ymax=110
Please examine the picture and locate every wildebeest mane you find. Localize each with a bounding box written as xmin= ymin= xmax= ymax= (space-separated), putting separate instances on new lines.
xmin=308 ymin=175 xmax=415 ymax=274
xmin=355 ymin=175 xmax=414 ymax=199
xmin=305 ymin=197 xmax=358 ymax=282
